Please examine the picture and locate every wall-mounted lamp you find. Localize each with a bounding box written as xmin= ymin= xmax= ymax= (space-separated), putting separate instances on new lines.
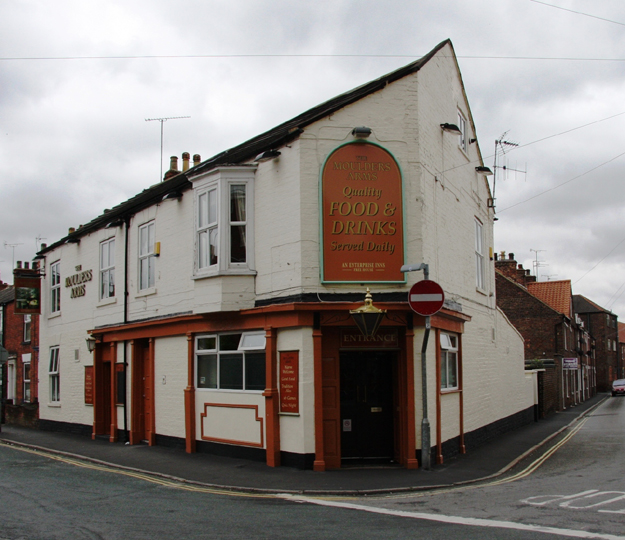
xmin=351 ymin=126 xmax=372 ymax=138
xmin=85 ymin=335 xmax=97 ymax=353
xmin=475 ymin=166 xmax=493 ymax=176
xmin=254 ymin=149 xmax=281 ymax=163
xmin=440 ymin=123 xmax=462 ymax=135
xmin=162 ymin=191 xmax=183 ymax=201
xmin=349 ymin=288 xmax=386 ymax=338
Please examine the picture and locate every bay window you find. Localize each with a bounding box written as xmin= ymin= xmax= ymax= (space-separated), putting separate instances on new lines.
xmin=192 ymin=166 xmax=255 ymax=276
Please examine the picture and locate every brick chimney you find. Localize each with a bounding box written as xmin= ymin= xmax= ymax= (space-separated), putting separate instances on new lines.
xmin=182 ymin=152 xmax=190 ymax=172
xmin=164 ymin=156 xmax=179 ymax=180
xmin=495 ymin=252 xmax=518 ymax=281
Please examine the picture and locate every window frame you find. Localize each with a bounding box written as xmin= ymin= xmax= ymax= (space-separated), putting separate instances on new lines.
xmin=138 ymin=221 xmax=156 ymax=291
xmin=196 ymin=331 xmax=266 ymax=392
xmin=49 ymin=346 xmax=60 ymax=403
xmin=475 ymin=218 xmax=485 ymax=291
xmin=458 ymin=110 xmax=468 ymax=153
xmin=23 ymin=314 xmax=31 ymax=343
xmin=440 ymin=333 xmax=459 ymax=391
xmin=50 ymin=260 xmax=61 ymax=314
xmin=23 ymin=354 xmax=31 ymax=403
xmin=100 ymin=237 xmax=116 ymax=300
xmin=192 ymin=166 xmax=256 ymax=278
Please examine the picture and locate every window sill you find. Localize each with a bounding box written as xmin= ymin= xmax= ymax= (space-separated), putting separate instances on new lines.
xmin=475 ymin=286 xmax=488 ymax=296
xmin=440 ymin=388 xmax=461 ymax=395
xmin=48 ymin=402 xmax=61 ymax=407
xmin=195 ymin=387 xmax=264 ymax=394
xmin=49 ymin=311 xmax=61 ymax=320
xmin=97 ymin=297 xmax=117 ymax=308
xmin=193 ymin=268 xmax=257 ymax=281
xmin=136 ymin=287 xmax=157 ymax=298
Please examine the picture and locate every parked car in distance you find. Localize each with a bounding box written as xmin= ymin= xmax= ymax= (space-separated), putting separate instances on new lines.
xmin=612 ymin=379 xmax=625 ymax=396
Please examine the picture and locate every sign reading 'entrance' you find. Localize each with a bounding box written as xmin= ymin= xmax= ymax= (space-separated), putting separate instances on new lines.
xmin=321 ymin=142 xmax=404 ymax=283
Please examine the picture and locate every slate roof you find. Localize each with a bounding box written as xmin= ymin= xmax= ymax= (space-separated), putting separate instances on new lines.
xmin=0 ymin=286 xmax=15 ymax=305
xmin=527 ymin=280 xmax=572 ymax=318
xmin=39 ymin=39 xmax=459 ymax=256
xmin=573 ymin=294 xmax=612 ymax=315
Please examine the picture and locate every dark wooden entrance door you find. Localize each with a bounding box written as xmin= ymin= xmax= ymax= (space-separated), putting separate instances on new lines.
xmin=340 ymin=350 xmax=395 ymax=462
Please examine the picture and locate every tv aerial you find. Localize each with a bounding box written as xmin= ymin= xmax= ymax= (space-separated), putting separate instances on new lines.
xmin=490 ymin=131 xmax=526 ymax=210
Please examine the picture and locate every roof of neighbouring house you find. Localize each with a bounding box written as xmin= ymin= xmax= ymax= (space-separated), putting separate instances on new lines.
xmin=527 ymin=280 xmax=572 ymax=318
xmin=0 ymin=286 xmax=15 ymax=305
xmin=573 ymin=294 xmax=612 ymax=315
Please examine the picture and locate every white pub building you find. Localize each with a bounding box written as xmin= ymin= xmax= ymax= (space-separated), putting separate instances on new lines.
xmin=36 ymin=40 xmax=534 ymax=470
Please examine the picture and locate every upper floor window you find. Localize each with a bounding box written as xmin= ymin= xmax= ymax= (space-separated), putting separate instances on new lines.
xmin=192 ymin=166 xmax=255 ymax=276
xmin=139 ymin=221 xmax=155 ymax=290
xmin=198 ymin=187 xmax=218 ymax=268
xmin=100 ymin=238 xmax=115 ymax=299
xmin=475 ymin=218 xmax=485 ymax=290
xmin=23 ymin=314 xmax=31 ymax=343
xmin=50 ymin=261 xmax=61 ymax=313
xmin=458 ymin=111 xmax=468 ymax=153
xmin=440 ymin=333 xmax=459 ymax=390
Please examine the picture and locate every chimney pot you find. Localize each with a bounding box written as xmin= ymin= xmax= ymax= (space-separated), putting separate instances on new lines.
xmin=500 ymin=251 xmax=506 ymax=259
xmin=69 ymin=227 xmax=76 ymax=234
xmin=182 ymin=152 xmax=190 ymax=172
xmin=24 ymin=262 xmax=29 ymax=269
xmin=17 ymin=261 xmax=22 ymax=269
xmin=509 ymin=253 xmax=514 ymax=260
xmin=170 ymin=156 xmax=178 ymax=171
xmin=41 ymin=243 xmax=47 ymax=250
xmin=193 ymin=154 xmax=201 ymax=167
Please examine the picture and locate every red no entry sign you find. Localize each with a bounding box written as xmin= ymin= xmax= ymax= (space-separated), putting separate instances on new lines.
xmin=408 ymin=280 xmax=445 ymax=316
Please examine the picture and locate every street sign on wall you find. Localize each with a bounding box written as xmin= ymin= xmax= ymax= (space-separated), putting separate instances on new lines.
xmin=408 ymin=280 xmax=445 ymax=316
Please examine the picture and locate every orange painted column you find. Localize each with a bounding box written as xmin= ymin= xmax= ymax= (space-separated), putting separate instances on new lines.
xmin=147 ymin=338 xmax=156 ymax=446
xmin=109 ymin=342 xmax=118 ymax=442
xmin=92 ymin=341 xmax=101 ymax=440
xmin=458 ymin=335 xmax=466 ymax=454
xmin=435 ymin=329 xmax=443 ymax=464
xmin=263 ymin=327 xmax=280 ymax=467
xmin=184 ymin=333 xmax=196 ymax=453
xmin=313 ymin=327 xmax=326 ymax=472
xmin=405 ymin=326 xmax=418 ymax=469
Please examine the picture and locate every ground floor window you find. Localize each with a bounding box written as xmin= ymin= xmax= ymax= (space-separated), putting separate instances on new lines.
xmin=49 ymin=346 xmax=60 ymax=403
xmin=23 ymin=359 xmax=31 ymax=402
xmin=196 ymin=332 xmax=265 ymax=391
xmin=440 ymin=333 xmax=458 ymax=390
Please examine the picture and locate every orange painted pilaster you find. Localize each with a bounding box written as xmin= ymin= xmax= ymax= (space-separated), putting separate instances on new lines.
xmin=313 ymin=327 xmax=325 ymax=471
xmin=92 ymin=341 xmax=101 ymax=440
xmin=405 ymin=327 xmax=418 ymax=469
xmin=147 ymin=338 xmax=156 ymax=446
xmin=184 ymin=333 xmax=196 ymax=453
xmin=263 ymin=327 xmax=280 ymax=466
xmin=109 ymin=342 xmax=118 ymax=442
xmin=435 ymin=329 xmax=443 ymax=464
xmin=129 ymin=340 xmax=140 ymax=445
xmin=458 ymin=335 xmax=466 ymax=454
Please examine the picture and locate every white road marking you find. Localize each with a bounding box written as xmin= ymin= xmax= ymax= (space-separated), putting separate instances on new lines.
xmin=281 ymin=494 xmax=625 ymax=540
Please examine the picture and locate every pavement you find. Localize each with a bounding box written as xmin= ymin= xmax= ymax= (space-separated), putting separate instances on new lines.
xmin=0 ymin=394 xmax=609 ymax=496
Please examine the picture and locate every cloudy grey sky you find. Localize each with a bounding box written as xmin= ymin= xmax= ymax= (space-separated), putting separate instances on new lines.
xmin=2 ymin=0 xmax=625 ymax=318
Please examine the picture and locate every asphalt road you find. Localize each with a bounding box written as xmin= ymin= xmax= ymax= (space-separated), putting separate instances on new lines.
xmin=0 ymin=398 xmax=622 ymax=539
xmin=345 ymin=395 xmax=625 ymax=539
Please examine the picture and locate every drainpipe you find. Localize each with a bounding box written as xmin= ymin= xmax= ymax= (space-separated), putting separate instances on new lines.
xmin=122 ymin=216 xmax=130 ymax=443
